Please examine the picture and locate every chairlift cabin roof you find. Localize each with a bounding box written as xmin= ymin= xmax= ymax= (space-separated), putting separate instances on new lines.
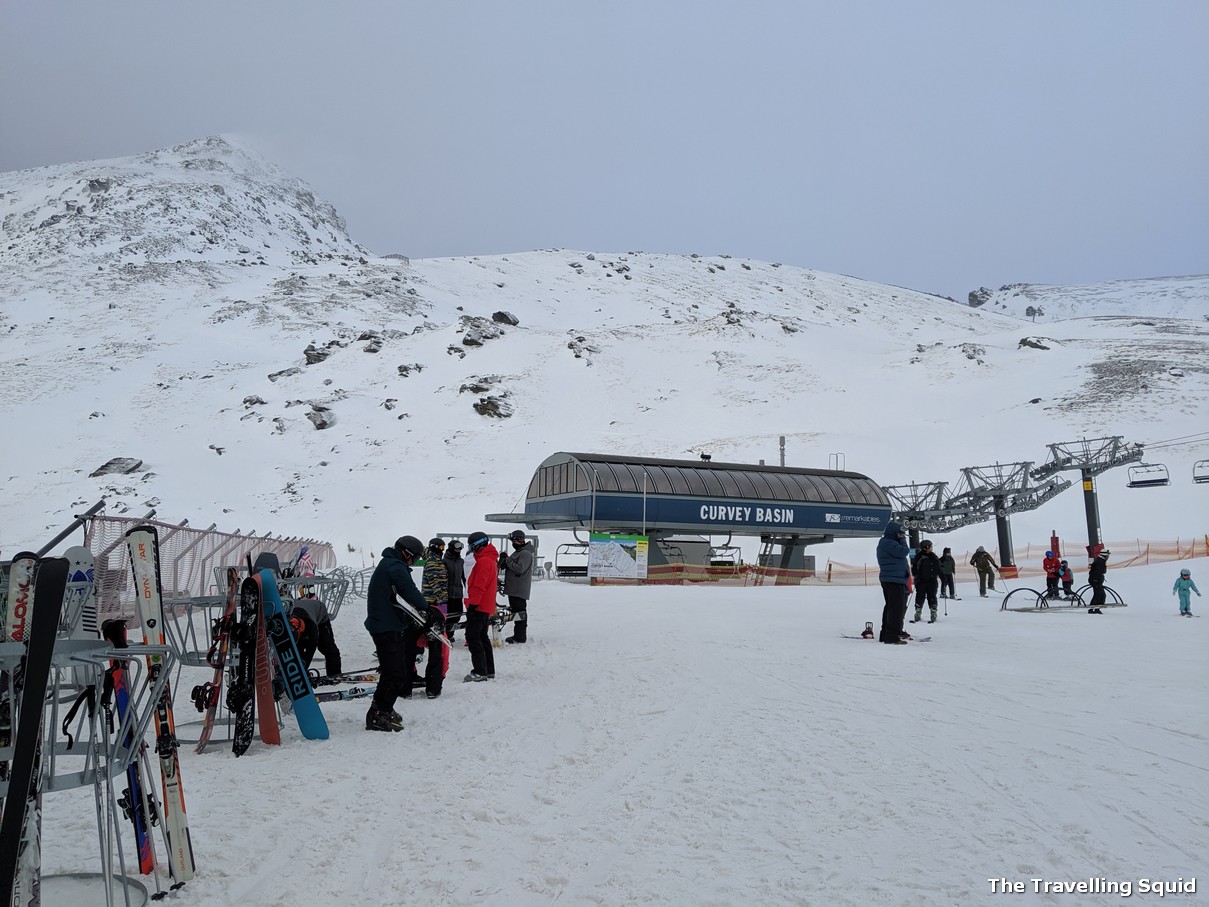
xmin=488 ymin=452 xmax=891 ymax=540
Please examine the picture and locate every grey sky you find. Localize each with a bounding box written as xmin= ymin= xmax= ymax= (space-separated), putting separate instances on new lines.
xmin=3 ymin=1 xmax=1206 ymax=301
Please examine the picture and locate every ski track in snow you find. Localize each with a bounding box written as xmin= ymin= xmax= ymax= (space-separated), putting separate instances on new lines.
xmin=38 ymin=563 xmax=1207 ymax=906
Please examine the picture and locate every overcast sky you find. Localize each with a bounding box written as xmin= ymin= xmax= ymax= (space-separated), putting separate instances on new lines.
xmin=2 ymin=1 xmax=1206 ymax=301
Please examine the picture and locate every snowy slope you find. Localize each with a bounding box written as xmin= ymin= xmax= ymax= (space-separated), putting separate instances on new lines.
xmin=3 ymin=137 xmax=1208 ymax=907
xmin=2 ymin=139 xmax=1206 ymax=565
xmin=970 ymin=275 xmax=1209 ymax=321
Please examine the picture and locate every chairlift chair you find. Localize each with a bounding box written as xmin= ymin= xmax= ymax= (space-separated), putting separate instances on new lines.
xmin=1194 ymin=460 xmax=1209 ymax=484
xmin=1126 ymin=463 xmax=1170 ymax=488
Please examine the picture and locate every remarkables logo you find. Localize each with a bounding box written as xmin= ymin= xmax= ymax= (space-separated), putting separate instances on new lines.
xmin=825 ymin=513 xmax=882 ymax=524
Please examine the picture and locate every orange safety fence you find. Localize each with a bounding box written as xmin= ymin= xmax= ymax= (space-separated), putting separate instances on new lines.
xmin=587 ymin=537 xmax=1209 ymax=587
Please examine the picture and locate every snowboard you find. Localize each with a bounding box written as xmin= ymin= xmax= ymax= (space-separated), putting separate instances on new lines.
xmin=315 ymin=685 xmax=376 ymax=703
xmin=195 ymin=567 xmax=240 ymax=754
xmin=842 ymin=634 xmax=932 ymax=643
xmin=230 ymin=575 xmax=261 ymax=757
xmin=0 ymin=556 xmax=68 ymax=907
xmin=259 ymin=570 xmax=328 ymax=740
xmin=253 ymin=572 xmax=281 ymax=747
xmin=126 ymin=525 xmax=196 ymax=885
xmin=308 ymin=671 xmax=378 ymax=688
xmin=394 ymin=597 xmax=453 ymax=650
xmin=1 ymin=552 xmax=39 ymax=817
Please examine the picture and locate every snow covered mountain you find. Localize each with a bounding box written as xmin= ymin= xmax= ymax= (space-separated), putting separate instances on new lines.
xmin=1 ymin=136 xmax=1206 ymax=562
xmin=969 ymin=276 xmax=1209 ymax=321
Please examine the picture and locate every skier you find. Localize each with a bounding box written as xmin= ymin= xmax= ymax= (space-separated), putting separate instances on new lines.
xmin=911 ymin=540 xmax=941 ymax=623
xmin=1172 ymin=568 xmax=1200 ymax=616
xmin=463 ymin=532 xmax=498 ymax=681
xmin=1058 ymin=560 xmax=1075 ymax=598
xmin=969 ymin=546 xmax=1000 ymax=597
xmin=1086 ymin=549 xmax=1110 ymax=614
xmin=289 ymin=588 xmax=342 ymax=676
xmin=419 ymin=538 xmax=450 ymax=698
xmin=363 ymin=535 xmax=441 ymax=732
xmin=938 ymin=547 xmax=957 ymax=600
xmin=1042 ymin=550 xmax=1061 ymax=599
xmin=876 ymin=521 xmax=911 ymax=644
xmin=503 ymin=529 xmax=535 ymax=644
xmin=443 ymin=539 xmax=466 ymax=642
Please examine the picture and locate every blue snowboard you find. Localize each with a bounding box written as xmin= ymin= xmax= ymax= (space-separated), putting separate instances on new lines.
xmin=259 ymin=570 xmax=329 ymax=740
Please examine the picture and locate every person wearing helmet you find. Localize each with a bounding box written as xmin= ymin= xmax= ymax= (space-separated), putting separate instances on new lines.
xmin=910 ymin=540 xmax=941 ymax=624
xmin=1042 ymin=550 xmax=1062 ymax=600
xmin=363 ymin=535 xmax=439 ymax=731
xmin=1058 ymin=560 xmax=1074 ymax=598
xmin=418 ymin=539 xmax=450 ymax=698
xmin=969 ymin=546 xmax=1000 ymax=597
xmin=463 ymin=531 xmax=498 ymax=681
xmin=1172 ymin=568 xmax=1200 ymax=616
xmin=1087 ymin=548 xmax=1110 ymax=614
xmin=876 ymin=521 xmax=911 ymax=644
xmin=443 ymin=539 xmax=467 ymax=642
xmin=503 ymin=529 xmax=535 ymax=644
xmin=938 ymin=547 xmax=957 ymax=600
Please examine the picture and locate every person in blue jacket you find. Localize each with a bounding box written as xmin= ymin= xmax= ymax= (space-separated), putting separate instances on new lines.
xmin=363 ymin=535 xmax=442 ymax=732
xmin=1173 ymin=568 xmax=1200 ymax=616
xmin=877 ymin=521 xmax=911 ymax=644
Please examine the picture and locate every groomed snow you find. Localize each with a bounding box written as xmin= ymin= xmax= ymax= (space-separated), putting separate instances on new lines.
xmin=40 ymin=559 xmax=1205 ymax=905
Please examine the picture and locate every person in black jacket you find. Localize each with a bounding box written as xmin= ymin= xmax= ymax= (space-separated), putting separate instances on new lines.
xmin=363 ymin=535 xmax=441 ymax=732
xmin=443 ymin=539 xmax=466 ymax=642
xmin=1087 ymin=549 xmax=1109 ymax=614
xmin=911 ymin=540 xmax=942 ymax=624
xmin=876 ymin=521 xmax=911 ymax=644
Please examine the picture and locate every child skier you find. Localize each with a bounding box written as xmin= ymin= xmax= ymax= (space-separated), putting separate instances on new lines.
xmin=1042 ymin=550 xmax=1061 ymax=599
xmin=1058 ymin=560 xmax=1074 ymax=598
xmin=1172 ymin=568 xmax=1200 ymax=616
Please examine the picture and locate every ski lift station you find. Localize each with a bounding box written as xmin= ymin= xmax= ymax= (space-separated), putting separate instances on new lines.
xmin=486 ymin=451 xmax=891 ymax=576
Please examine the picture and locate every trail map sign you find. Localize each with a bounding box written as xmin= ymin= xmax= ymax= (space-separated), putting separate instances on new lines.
xmin=588 ymin=533 xmax=648 ymax=580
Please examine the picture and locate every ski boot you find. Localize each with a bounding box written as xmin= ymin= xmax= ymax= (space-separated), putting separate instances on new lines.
xmin=366 ymin=707 xmax=403 ymax=732
xmin=928 ymin=608 xmax=938 ymax=624
xmin=910 ymin=607 xmax=923 ymax=624
xmin=899 ymin=630 xmax=912 ymax=641
xmin=860 ymin=622 xmax=874 ymax=639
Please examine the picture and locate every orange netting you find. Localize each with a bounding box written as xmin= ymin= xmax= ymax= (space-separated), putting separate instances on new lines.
xmin=587 ymin=537 xmax=1209 ymax=587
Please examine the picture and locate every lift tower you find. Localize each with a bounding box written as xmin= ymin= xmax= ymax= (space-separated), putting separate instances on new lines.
xmin=1030 ymin=436 xmax=1143 ymax=561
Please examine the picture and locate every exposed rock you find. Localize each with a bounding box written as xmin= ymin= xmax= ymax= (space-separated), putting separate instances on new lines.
xmin=396 ymin=363 xmax=423 ymax=377
xmin=968 ymin=287 xmax=993 ymax=308
xmin=459 ymin=375 xmax=501 ymax=395
xmin=268 ymin=366 xmax=302 ymax=382
xmin=304 ymin=344 xmax=332 ymax=364
xmin=307 ymin=405 xmax=336 ymax=430
xmin=492 ymin=311 xmax=520 ymax=326
xmin=459 ymin=315 xmax=505 ymax=347
xmin=1018 ymin=337 xmax=1051 ymax=350
xmin=89 ymin=457 xmax=143 ymax=477
xmin=473 ymin=394 xmax=513 ymax=418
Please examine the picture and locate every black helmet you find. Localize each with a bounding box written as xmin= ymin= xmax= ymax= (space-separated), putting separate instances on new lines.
xmin=467 ymin=531 xmax=489 ymax=551
xmin=509 ymin=529 xmax=526 ymax=543
xmin=448 ymin=539 xmax=464 ymax=552
xmin=428 ymin=537 xmax=445 ymax=550
xmin=395 ymin=535 xmax=424 ymax=560
xmin=919 ymin=540 xmax=933 ymax=550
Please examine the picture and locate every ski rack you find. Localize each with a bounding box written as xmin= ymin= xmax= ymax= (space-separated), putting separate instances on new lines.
xmin=157 ymin=594 xmax=235 ymax=745
xmin=0 ymin=639 xmax=171 ymax=907
xmin=212 ymin=565 xmax=352 ymax=621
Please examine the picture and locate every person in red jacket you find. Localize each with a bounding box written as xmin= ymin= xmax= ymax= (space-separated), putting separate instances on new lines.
xmin=463 ymin=531 xmax=497 ymax=682
xmin=1042 ymin=550 xmax=1062 ymax=599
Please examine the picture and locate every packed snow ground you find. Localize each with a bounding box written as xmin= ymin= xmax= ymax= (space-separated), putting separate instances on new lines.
xmin=40 ymin=560 xmax=1206 ymax=906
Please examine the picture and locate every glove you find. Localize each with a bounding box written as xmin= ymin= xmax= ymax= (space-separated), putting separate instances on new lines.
xmin=423 ymin=608 xmax=443 ymax=630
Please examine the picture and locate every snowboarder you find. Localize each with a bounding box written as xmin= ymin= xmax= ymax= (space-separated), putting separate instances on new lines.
xmin=463 ymin=532 xmax=498 ymax=681
xmin=876 ymin=521 xmax=911 ymax=644
xmin=363 ymin=535 xmax=441 ymax=731
xmin=1058 ymin=560 xmax=1074 ymax=598
xmin=911 ymin=540 xmax=941 ymax=623
xmin=419 ymin=538 xmax=450 ymax=697
xmin=938 ymin=547 xmax=957 ymax=600
xmin=1087 ymin=549 xmax=1110 ymax=614
xmin=970 ymin=546 xmax=999 ymax=597
xmin=1173 ymin=568 xmax=1200 ymax=616
xmin=443 ymin=539 xmax=466 ymax=642
xmin=1042 ymin=550 xmax=1061 ymax=599
xmin=503 ymin=529 xmax=535 ymax=644
xmin=290 ymin=588 xmax=342 ymax=677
